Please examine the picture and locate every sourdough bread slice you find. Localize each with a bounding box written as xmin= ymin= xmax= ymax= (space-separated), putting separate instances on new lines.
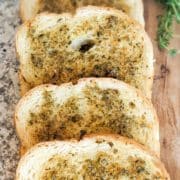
xmin=16 ymin=6 xmax=153 ymax=97
xmin=15 ymin=78 xmax=159 ymax=154
xmin=20 ymin=0 xmax=144 ymax=26
xmin=16 ymin=135 xmax=169 ymax=180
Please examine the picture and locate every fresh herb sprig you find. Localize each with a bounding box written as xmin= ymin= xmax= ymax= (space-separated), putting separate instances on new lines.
xmin=156 ymin=0 xmax=180 ymax=56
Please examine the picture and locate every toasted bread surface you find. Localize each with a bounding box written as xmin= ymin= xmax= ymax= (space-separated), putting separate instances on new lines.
xmin=16 ymin=134 xmax=169 ymax=180
xmin=16 ymin=6 xmax=153 ymax=97
xmin=15 ymin=78 xmax=159 ymax=154
xmin=20 ymin=0 xmax=144 ymax=26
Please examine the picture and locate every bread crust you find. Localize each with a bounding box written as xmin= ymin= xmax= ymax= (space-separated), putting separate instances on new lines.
xmin=16 ymin=134 xmax=170 ymax=180
xmin=18 ymin=72 xmax=32 ymax=96
xmin=20 ymin=0 xmax=39 ymax=22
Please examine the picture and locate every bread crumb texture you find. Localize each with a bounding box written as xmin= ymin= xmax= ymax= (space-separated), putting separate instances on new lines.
xmin=25 ymin=10 xmax=148 ymax=92
xmin=26 ymin=83 xmax=154 ymax=150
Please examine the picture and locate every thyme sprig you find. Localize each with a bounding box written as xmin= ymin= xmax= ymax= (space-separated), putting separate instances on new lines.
xmin=156 ymin=0 xmax=180 ymax=56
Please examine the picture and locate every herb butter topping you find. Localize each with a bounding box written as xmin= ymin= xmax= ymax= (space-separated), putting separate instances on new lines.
xmin=39 ymin=151 xmax=166 ymax=180
xmin=27 ymin=83 xmax=153 ymax=151
xmin=26 ymin=10 xmax=148 ymax=94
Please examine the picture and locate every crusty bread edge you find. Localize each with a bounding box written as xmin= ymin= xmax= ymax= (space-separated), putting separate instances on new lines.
xmin=19 ymin=0 xmax=26 ymax=22
xmin=16 ymin=134 xmax=169 ymax=180
xmin=15 ymin=23 xmax=33 ymax=96
xmin=20 ymin=0 xmax=39 ymax=22
xmin=18 ymin=71 xmax=32 ymax=96
xmin=20 ymin=0 xmax=26 ymax=22
xmin=132 ymin=0 xmax=145 ymax=27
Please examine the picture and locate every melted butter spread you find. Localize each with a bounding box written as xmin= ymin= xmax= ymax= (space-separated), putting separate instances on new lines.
xmin=27 ymin=84 xmax=151 ymax=148
xmin=39 ymin=152 xmax=166 ymax=179
xmin=28 ymin=10 xmax=145 ymax=90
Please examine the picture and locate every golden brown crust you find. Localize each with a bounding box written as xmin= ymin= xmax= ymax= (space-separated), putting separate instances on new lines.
xmin=18 ymin=72 xmax=32 ymax=96
xmin=85 ymin=133 xmax=158 ymax=159
xmin=20 ymin=0 xmax=39 ymax=22
xmin=20 ymin=145 xmax=28 ymax=156
xmin=15 ymin=24 xmax=24 ymax=62
xmin=19 ymin=0 xmax=24 ymax=21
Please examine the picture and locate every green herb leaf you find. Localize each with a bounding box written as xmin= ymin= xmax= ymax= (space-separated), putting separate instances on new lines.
xmin=157 ymin=10 xmax=174 ymax=49
xmin=155 ymin=0 xmax=180 ymax=56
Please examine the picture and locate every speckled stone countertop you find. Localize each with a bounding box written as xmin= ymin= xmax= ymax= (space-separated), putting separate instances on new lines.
xmin=0 ymin=0 xmax=21 ymax=179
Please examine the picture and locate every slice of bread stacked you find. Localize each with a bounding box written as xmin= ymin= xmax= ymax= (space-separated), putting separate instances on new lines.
xmin=16 ymin=6 xmax=153 ymax=97
xmin=15 ymin=78 xmax=160 ymax=154
xmin=20 ymin=0 xmax=145 ymax=26
xmin=15 ymin=1 xmax=170 ymax=179
xmin=16 ymin=135 xmax=169 ymax=179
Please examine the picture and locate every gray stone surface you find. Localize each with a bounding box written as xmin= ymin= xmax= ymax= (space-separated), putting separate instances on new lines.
xmin=0 ymin=0 xmax=21 ymax=179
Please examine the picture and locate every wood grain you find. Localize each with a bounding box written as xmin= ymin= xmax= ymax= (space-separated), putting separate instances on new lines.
xmin=144 ymin=1 xmax=180 ymax=179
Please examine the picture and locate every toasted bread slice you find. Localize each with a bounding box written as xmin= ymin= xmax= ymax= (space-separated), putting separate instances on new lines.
xmin=15 ymin=78 xmax=159 ymax=154
xmin=16 ymin=6 xmax=153 ymax=97
xmin=20 ymin=0 xmax=144 ymax=26
xmin=16 ymin=134 xmax=169 ymax=180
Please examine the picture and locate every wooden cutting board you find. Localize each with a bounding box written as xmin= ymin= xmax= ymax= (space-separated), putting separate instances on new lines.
xmin=144 ymin=1 xmax=180 ymax=179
